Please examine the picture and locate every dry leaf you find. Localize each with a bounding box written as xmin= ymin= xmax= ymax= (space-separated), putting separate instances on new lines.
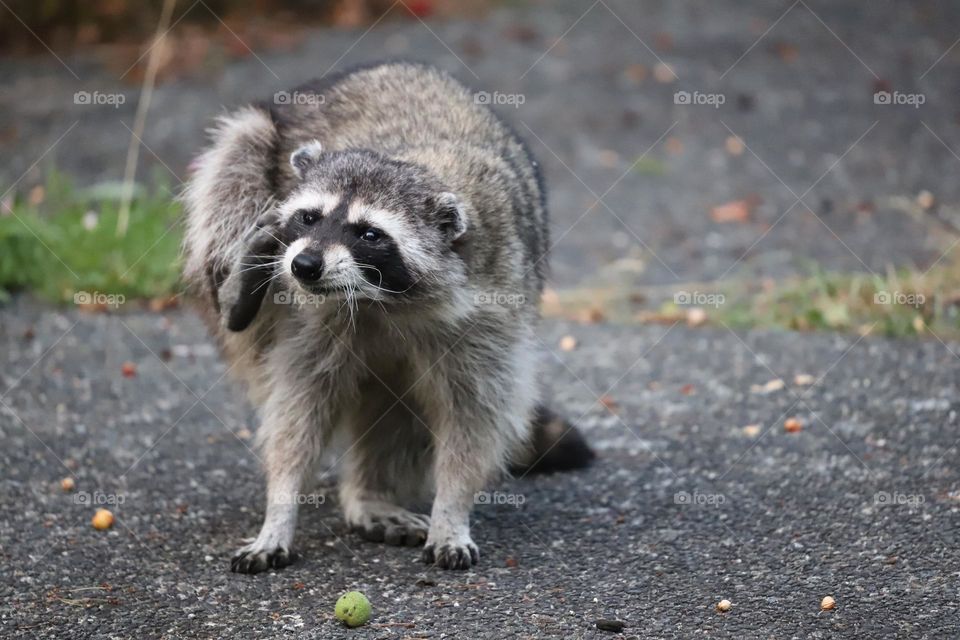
xmin=710 ymin=199 xmax=753 ymax=224
xmin=623 ymin=63 xmax=647 ymax=84
xmin=653 ymin=62 xmax=676 ymax=83
xmin=725 ymin=135 xmax=745 ymax=156
xmin=599 ymin=394 xmax=620 ymax=414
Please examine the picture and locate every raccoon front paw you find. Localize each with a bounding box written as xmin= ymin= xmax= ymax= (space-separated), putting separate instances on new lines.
xmin=230 ymin=543 xmax=297 ymax=574
xmin=222 ymin=211 xmax=285 ymax=332
xmin=349 ymin=508 xmax=430 ymax=547
xmin=422 ymin=539 xmax=479 ymax=570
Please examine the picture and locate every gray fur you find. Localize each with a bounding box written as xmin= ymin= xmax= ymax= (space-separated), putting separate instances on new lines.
xmin=181 ymin=62 xmax=580 ymax=573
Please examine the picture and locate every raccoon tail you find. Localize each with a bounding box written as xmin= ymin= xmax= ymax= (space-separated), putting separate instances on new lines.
xmin=510 ymin=404 xmax=595 ymax=475
xmin=181 ymin=105 xmax=279 ymax=314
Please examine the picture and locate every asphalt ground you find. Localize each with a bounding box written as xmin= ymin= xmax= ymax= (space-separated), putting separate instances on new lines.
xmin=1 ymin=300 xmax=958 ymax=638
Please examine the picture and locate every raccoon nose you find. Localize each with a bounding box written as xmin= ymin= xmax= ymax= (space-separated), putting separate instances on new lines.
xmin=291 ymin=253 xmax=323 ymax=281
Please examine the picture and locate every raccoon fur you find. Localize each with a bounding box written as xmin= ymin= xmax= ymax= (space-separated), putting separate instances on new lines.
xmin=181 ymin=61 xmax=593 ymax=573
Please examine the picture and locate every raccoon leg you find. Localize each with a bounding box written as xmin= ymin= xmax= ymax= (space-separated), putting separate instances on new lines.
xmin=231 ymin=379 xmax=328 ymax=574
xmin=339 ymin=386 xmax=432 ymax=547
xmin=181 ymin=105 xmax=280 ymax=332
xmin=416 ymin=335 xmax=537 ymax=570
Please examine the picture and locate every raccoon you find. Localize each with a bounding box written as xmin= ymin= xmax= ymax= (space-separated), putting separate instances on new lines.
xmin=181 ymin=61 xmax=593 ymax=573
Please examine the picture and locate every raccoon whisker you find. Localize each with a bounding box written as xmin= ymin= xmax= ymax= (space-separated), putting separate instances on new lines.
xmin=250 ymin=267 xmax=287 ymax=295
xmin=236 ymin=260 xmax=283 ymax=274
xmin=353 ymin=263 xmax=417 ymax=295
xmin=259 ymin=228 xmax=289 ymax=249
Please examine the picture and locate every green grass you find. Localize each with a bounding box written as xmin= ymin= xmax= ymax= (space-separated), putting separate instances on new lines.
xmin=544 ymin=260 xmax=960 ymax=340
xmin=0 ymin=173 xmax=183 ymax=303
xmin=715 ymin=264 xmax=960 ymax=338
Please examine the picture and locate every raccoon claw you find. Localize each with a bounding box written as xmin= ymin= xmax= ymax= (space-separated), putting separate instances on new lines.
xmin=422 ymin=541 xmax=479 ymax=570
xmin=350 ymin=512 xmax=430 ymax=547
xmin=230 ymin=545 xmax=296 ymax=574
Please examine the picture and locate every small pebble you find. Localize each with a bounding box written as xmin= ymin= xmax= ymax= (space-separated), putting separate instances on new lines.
xmin=686 ymin=307 xmax=707 ymax=327
xmin=821 ymin=596 xmax=836 ymax=610
xmin=60 ymin=477 xmax=75 ymax=492
xmin=716 ymin=599 xmax=732 ymax=612
xmin=559 ymin=335 xmax=578 ymax=352
xmin=595 ymin=619 xmax=625 ymax=633
xmin=784 ymin=417 xmax=803 ymax=433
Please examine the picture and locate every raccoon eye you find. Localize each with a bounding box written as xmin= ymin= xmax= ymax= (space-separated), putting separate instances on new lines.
xmin=300 ymin=210 xmax=319 ymax=226
xmin=359 ymin=227 xmax=382 ymax=243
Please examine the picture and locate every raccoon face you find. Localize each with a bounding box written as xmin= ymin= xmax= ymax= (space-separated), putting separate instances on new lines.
xmin=275 ymin=141 xmax=468 ymax=303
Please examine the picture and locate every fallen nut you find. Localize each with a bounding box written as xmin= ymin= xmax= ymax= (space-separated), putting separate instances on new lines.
xmin=784 ymin=417 xmax=803 ymax=433
xmin=91 ymin=508 xmax=114 ymax=530
xmin=716 ymin=599 xmax=732 ymax=612
xmin=60 ymin=477 xmax=76 ymax=492
xmin=820 ymin=595 xmax=836 ymax=610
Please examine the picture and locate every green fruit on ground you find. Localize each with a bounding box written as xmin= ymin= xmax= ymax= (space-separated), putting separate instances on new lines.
xmin=335 ymin=591 xmax=371 ymax=627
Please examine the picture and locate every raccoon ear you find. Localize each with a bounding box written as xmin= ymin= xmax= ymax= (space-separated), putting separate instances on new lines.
xmin=290 ymin=140 xmax=323 ymax=180
xmin=436 ymin=192 xmax=467 ymax=242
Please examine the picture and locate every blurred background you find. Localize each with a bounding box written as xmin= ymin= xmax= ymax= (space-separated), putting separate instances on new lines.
xmin=2 ymin=0 xmax=960 ymax=337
